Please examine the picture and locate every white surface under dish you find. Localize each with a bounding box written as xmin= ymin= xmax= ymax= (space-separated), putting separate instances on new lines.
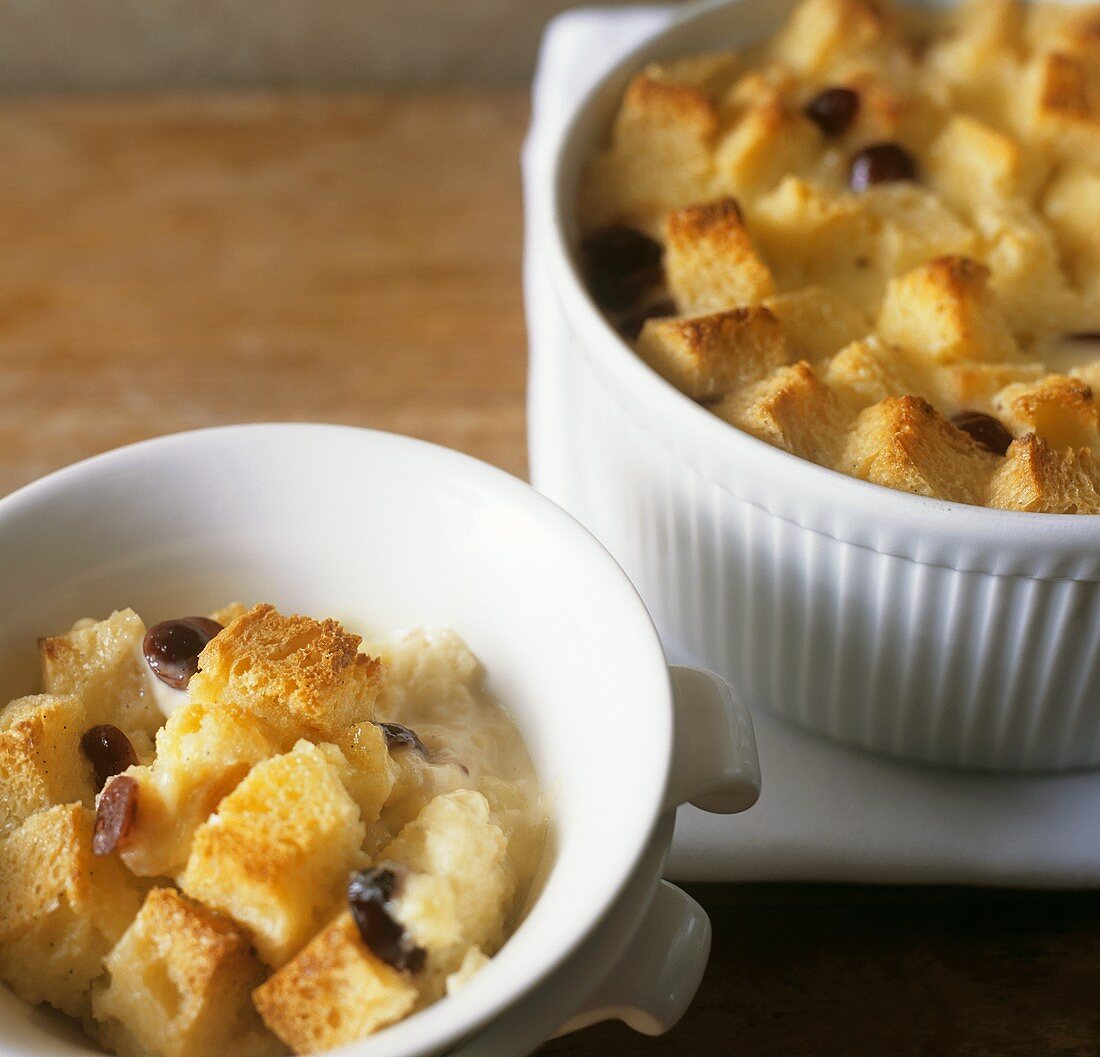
xmin=530 ymin=0 xmax=1100 ymax=772
xmin=525 ymin=2 xmax=1100 ymax=888
xmin=0 ymin=424 xmax=760 ymax=1057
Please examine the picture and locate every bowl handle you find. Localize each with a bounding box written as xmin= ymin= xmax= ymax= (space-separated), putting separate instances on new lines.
xmin=552 ymin=880 xmax=711 ymax=1037
xmin=665 ymin=665 xmax=761 ymax=814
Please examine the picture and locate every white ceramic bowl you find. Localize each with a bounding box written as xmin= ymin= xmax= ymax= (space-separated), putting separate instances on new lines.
xmin=532 ymin=0 xmax=1100 ymax=773
xmin=0 ymin=424 xmax=760 ymax=1057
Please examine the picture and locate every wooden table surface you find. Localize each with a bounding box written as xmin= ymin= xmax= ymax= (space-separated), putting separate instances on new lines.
xmin=1 ymin=90 xmax=1099 ymax=1057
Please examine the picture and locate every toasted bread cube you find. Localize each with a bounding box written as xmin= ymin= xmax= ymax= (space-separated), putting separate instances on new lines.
xmin=823 ymin=336 xmax=923 ymax=410
xmin=993 ymin=376 xmax=1099 ymax=452
xmin=988 ymin=434 xmax=1100 ymax=513
xmin=188 ymin=604 xmax=384 ymax=741
xmin=0 ymin=694 xmax=94 ymax=835
xmin=1042 ymin=164 xmax=1100 ymax=293
xmin=636 ymin=306 xmax=789 ymax=400
xmin=771 ymin=0 xmax=892 ymax=75
xmin=181 ymin=740 xmax=366 ymax=967
xmin=1024 ymin=51 xmax=1100 ymax=167
xmin=714 ymin=97 xmax=821 ymax=198
xmin=972 ymin=202 xmax=1082 ymax=337
xmin=715 ymin=360 xmax=853 ymax=467
xmin=663 ymin=198 xmax=775 ymax=313
xmin=877 ymin=257 xmax=1018 ymax=365
xmin=840 ymin=395 xmax=999 ymax=504
xmin=39 ymin=609 xmax=162 ymax=738
xmin=928 ymin=115 xmax=1045 ymax=211
xmin=383 ymin=790 xmax=512 ymax=999
xmin=94 ymin=889 xmax=279 ymax=1057
xmin=0 ymin=804 xmax=144 ymax=1018
xmin=763 ymin=287 xmax=871 ymax=361
xmin=580 ymin=70 xmax=721 ymax=235
xmin=253 ymin=911 xmax=417 ymax=1054
xmin=120 ymin=701 xmax=285 ymax=878
xmin=750 ymin=179 xmax=883 ymax=309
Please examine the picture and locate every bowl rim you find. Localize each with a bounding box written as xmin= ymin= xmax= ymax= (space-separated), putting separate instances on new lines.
xmin=542 ymin=0 xmax=1100 ymax=573
xmin=0 ymin=422 xmax=674 ymax=1057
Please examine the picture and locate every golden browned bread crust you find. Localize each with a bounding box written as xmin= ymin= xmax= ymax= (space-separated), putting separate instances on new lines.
xmin=190 ymin=603 xmax=384 ymax=740
xmin=94 ymin=888 xmax=281 ymax=1057
xmin=253 ymin=911 xmax=417 ymax=1054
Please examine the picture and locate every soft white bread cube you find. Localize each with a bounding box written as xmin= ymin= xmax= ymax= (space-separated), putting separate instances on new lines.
xmin=714 ymin=95 xmax=821 ymax=198
xmin=253 ymin=911 xmax=417 ymax=1055
xmin=663 ymin=197 xmax=776 ymax=314
xmin=636 ymin=306 xmax=789 ymax=401
xmin=188 ymin=604 xmax=384 ymax=742
xmin=181 ymin=739 xmax=366 ymax=967
xmin=749 ymin=179 xmax=883 ymax=310
xmin=927 ymin=115 xmax=1046 ymax=211
xmin=992 ymin=376 xmax=1099 ymax=452
xmin=771 ymin=0 xmax=894 ymax=76
xmin=715 ymin=360 xmax=853 ymax=467
xmin=1023 ymin=50 xmax=1100 ymax=168
xmin=971 ymin=202 xmax=1082 ymax=338
xmin=317 ymin=722 xmax=395 ymax=830
xmin=929 ymin=360 xmax=1046 ymax=417
xmin=119 ymin=701 xmax=285 ymax=879
xmin=0 ymin=804 xmax=144 ymax=1018
xmin=0 ymin=694 xmax=94 ymax=835
xmin=93 ymin=888 xmax=280 ymax=1057
xmin=382 ymin=790 xmax=512 ymax=1000
xmin=1042 ymin=164 xmax=1100 ymax=294
xmin=369 ymin=630 xmax=497 ymax=845
xmin=762 ymin=287 xmax=871 ymax=362
xmin=840 ymin=395 xmax=999 ymax=504
xmin=866 ymin=185 xmax=980 ymax=280
xmin=988 ymin=434 xmax=1100 ymax=513
xmin=39 ymin=609 xmax=162 ymax=739
xmin=877 ymin=256 xmax=1018 ymax=365
xmin=580 ymin=68 xmax=722 ymax=235
xmin=823 ymin=336 xmax=923 ymax=410
xmin=927 ymin=0 xmax=1023 ymax=123
xmin=837 ymin=71 xmax=945 ymax=153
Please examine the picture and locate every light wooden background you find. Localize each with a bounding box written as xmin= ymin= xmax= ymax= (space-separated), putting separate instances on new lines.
xmin=0 ymin=0 xmax=684 ymax=92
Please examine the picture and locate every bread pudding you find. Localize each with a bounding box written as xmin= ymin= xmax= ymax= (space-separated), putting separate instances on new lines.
xmin=580 ymin=0 xmax=1100 ymax=512
xmin=0 ymin=604 xmax=546 ymax=1056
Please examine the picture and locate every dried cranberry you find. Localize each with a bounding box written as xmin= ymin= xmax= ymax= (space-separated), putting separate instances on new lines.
xmin=142 ymin=617 xmax=223 ymax=689
xmin=581 ymin=226 xmax=665 ymax=313
xmin=377 ymin=722 xmax=428 ymax=757
xmin=93 ymin=775 xmax=138 ymax=855
xmin=347 ymin=868 xmax=426 ymax=973
xmin=951 ymin=410 xmax=1014 ymax=456
xmin=805 ymin=87 xmax=859 ymax=136
xmin=81 ymin=725 xmax=138 ymax=790
xmin=848 ymin=143 xmax=917 ymax=191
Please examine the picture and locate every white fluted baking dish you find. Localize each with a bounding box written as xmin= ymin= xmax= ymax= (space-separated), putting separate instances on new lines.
xmin=532 ymin=0 xmax=1100 ymax=772
xmin=0 ymin=425 xmax=760 ymax=1057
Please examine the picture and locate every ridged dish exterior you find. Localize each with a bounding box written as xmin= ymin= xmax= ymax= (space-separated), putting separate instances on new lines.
xmin=537 ymin=315 xmax=1100 ymax=771
xmin=533 ymin=0 xmax=1100 ymax=772
xmin=532 ymin=0 xmax=1100 ymax=773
